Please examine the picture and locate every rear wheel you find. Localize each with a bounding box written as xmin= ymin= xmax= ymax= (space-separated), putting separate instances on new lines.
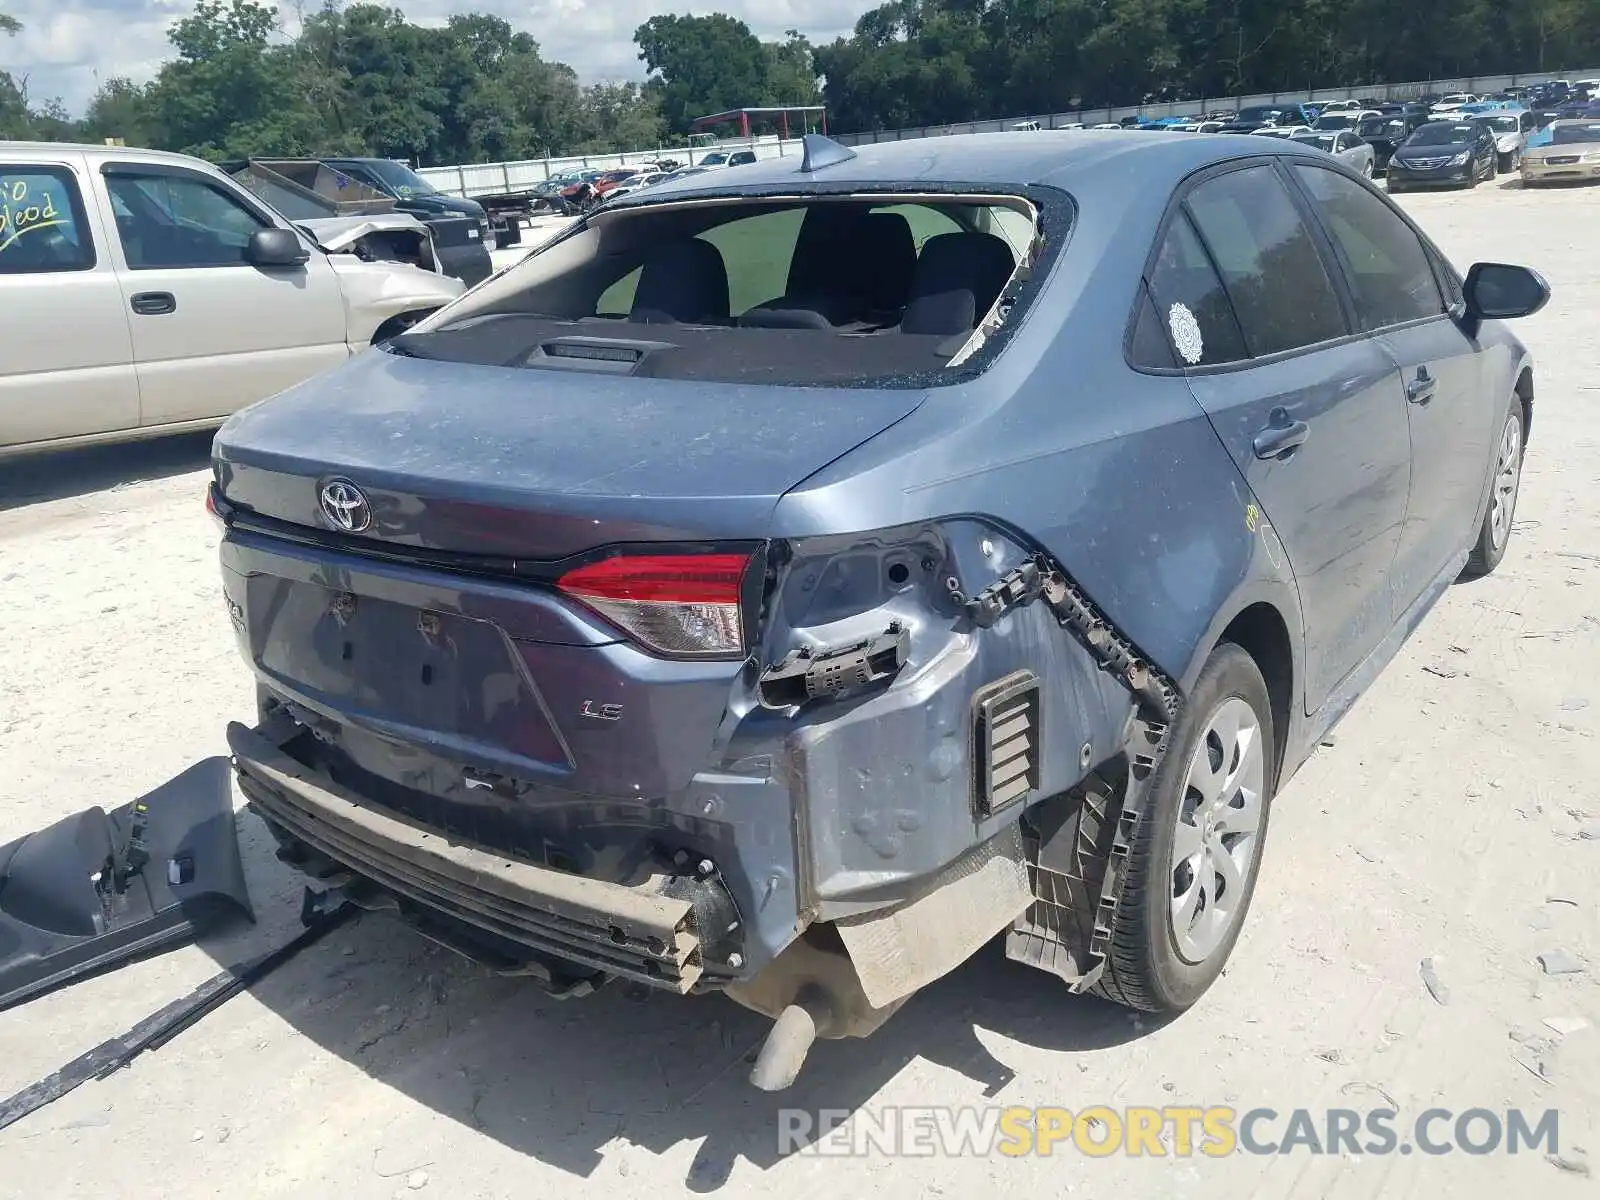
xmin=1091 ymin=643 xmax=1276 ymax=1012
xmin=1498 ymin=150 xmax=1517 ymax=173
xmin=1463 ymin=398 xmax=1526 ymax=578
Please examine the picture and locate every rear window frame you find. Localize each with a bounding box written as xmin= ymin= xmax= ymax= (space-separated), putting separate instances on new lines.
xmin=408 ymin=181 xmax=1075 ymax=392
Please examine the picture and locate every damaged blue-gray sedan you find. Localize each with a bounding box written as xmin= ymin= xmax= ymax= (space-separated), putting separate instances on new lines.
xmin=208 ymin=132 xmax=1549 ymax=1089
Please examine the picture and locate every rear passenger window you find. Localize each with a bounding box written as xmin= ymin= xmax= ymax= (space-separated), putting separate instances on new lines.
xmin=1184 ymin=166 xmax=1348 ymax=357
xmin=1144 ymin=210 xmax=1248 ymax=366
xmin=1128 ymin=282 xmax=1177 ymax=368
xmin=0 ymin=165 xmax=95 ymax=273
xmin=1292 ymin=165 xmax=1444 ymax=329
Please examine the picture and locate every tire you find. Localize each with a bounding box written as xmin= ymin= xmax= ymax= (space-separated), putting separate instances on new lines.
xmin=1498 ymin=151 xmax=1515 ymax=174
xmin=1462 ymin=397 xmax=1526 ymax=578
xmin=1090 ymin=643 xmax=1276 ymax=1012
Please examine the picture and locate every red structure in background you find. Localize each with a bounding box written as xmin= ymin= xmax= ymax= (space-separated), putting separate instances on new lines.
xmin=691 ymin=106 xmax=828 ymax=140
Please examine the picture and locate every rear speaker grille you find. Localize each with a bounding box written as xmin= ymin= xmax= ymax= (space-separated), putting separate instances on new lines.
xmin=973 ymin=671 xmax=1042 ymax=817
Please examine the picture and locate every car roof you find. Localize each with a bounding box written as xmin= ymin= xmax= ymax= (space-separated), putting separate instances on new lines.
xmin=617 ymin=130 xmax=1328 ymax=207
xmin=0 ymin=140 xmax=225 ymax=173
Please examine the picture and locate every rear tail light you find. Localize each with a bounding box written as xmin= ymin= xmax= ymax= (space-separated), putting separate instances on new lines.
xmin=557 ymin=553 xmax=751 ymax=658
xmin=205 ymin=483 xmax=224 ymax=525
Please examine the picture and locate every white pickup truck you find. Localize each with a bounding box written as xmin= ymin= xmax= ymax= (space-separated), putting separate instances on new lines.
xmin=0 ymin=141 xmax=464 ymax=458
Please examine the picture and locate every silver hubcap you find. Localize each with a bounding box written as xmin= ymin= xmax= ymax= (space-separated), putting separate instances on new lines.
xmin=1489 ymin=412 xmax=1523 ymax=551
xmin=1170 ymin=696 xmax=1266 ymax=964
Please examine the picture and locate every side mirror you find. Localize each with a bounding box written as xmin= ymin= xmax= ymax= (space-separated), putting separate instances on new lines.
xmin=245 ymin=227 xmax=310 ymax=268
xmin=1462 ymin=262 xmax=1551 ymax=321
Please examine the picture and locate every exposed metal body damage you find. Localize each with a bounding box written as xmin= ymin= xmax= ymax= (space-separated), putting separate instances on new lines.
xmin=296 ymin=213 xmax=442 ymax=275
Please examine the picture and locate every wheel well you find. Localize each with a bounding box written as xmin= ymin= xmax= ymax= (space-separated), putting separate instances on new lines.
xmin=371 ymin=309 xmax=437 ymax=345
xmin=1515 ymin=366 xmax=1534 ymax=441
xmin=1219 ymin=603 xmax=1293 ymax=784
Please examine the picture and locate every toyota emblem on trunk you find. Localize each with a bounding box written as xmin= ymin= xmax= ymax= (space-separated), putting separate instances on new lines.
xmin=319 ymin=479 xmax=372 ymax=532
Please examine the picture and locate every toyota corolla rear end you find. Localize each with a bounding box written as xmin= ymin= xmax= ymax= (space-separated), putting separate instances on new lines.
xmin=212 ymin=347 xmax=931 ymax=997
xmin=210 ymin=172 xmax=1157 ymax=1083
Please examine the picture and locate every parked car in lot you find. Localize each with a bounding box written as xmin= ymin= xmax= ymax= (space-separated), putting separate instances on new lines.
xmin=1521 ymin=119 xmax=1600 ymax=185
xmin=1431 ymin=93 xmax=1480 ymax=115
xmin=0 ymin=142 xmax=463 ymax=458
xmin=1252 ymin=124 xmax=1314 ymax=139
xmin=209 ymin=130 xmax=1547 ymax=1088
xmin=603 ymin=171 xmax=670 ymax=202
xmin=1313 ymin=109 xmax=1382 ymax=132
xmin=1387 ymin=119 xmax=1499 ymax=190
xmin=1290 ymin=129 xmax=1377 ymax=175
xmin=1471 ymin=109 xmax=1538 ymax=172
xmin=1358 ymin=112 xmax=1429 ymax=169
xmin=1219 ymin=103 xmax=1315 ymax=133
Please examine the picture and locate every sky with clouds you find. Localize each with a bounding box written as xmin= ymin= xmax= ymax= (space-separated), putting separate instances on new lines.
xmin=0 ymin=0 xmax=872 ymax=113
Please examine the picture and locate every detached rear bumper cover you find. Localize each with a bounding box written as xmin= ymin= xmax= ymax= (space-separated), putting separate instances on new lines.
xmin=227 ymin=721 xmax=705 ymax=991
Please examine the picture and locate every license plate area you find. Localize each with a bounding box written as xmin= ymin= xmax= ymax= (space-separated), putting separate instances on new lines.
xmin=248 ymin=577 xmax=561 ymax=760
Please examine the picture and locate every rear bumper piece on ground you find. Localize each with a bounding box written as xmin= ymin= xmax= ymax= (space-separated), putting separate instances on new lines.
xmin=0 ymin=757 xmax=253 ymax=1013
xmin=227 ymin=720 xmax=708 ymax=992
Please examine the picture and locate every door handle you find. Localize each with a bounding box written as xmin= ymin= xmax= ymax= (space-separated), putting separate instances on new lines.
xmin=1407 ymin=367 xmax=1437 ymax=405
xmin=1252 ymin=415 xmax=1310 ymax=460
xmin=130 ymin=291 xmax=176 ymax=316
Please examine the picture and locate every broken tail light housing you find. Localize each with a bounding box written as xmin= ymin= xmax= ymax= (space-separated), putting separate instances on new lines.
xmin=557 ymin=552 xmax=752 ymax=658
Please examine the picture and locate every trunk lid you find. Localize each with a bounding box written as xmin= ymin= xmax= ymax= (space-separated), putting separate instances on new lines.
xmin=215 ymin=347 xmax=926 ymax=558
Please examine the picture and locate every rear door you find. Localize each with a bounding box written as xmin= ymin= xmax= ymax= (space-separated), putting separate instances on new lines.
xmin=92 ymin=161 xmax=349 ymax=428
xmin=1288 ymin=163 xmax=1491 ymax=609
xmin=1146 ymin=161 xmax=1412 ymax=714
xmin=0 ymin=153 xmax=140 ymax=449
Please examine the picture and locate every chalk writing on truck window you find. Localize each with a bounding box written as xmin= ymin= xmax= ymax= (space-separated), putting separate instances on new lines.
xmin=0 ymin=178 xmax=68 ymax=254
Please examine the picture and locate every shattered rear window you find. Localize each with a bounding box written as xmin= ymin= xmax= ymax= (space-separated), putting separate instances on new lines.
xmin=392 ymin=194 xmax=1049 ymax=387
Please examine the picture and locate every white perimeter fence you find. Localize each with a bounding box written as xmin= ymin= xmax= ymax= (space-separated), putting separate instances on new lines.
xmin=418 ymin=66 xmax=1600 ymax=198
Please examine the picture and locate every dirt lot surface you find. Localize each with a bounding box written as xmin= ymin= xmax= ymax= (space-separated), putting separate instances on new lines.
xmin=2 ymin=178 xmax=1597 ymax=1199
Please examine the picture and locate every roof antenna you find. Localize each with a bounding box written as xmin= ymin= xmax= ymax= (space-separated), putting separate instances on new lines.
xmin=798 ymin=133 xmax=857 ymax=173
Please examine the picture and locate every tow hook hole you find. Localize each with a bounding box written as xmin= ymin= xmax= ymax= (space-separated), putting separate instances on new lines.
xmin=1080 ymin=742 xmax=1093 ymax=769
xmin=887 ymin=562 xmax=910 ymax=586
xmin=609 ymin=925 xmax=628 ymax=945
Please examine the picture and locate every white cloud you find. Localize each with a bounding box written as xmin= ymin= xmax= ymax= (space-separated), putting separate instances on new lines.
xmin=0 ymin=0 xmax=868 ymax=112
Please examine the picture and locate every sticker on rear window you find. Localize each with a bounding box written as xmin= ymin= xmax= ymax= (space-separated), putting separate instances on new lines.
xmin=1169 ymin=302 xmax=1204 ymax=364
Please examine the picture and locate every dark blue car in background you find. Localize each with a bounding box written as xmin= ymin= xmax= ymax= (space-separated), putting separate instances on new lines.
xmin=209 ymin=131 xmax=1548 ymax=1090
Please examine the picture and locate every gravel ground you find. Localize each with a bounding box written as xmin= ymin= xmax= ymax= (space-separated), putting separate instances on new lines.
xmin=1 ymin=177 xmax=1597 ymax=1199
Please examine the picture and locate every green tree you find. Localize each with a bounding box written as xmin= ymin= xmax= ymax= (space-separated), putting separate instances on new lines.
xmin=574 ymin=82 xmax=666 ymax=152
xmin=80 ymin=77 xmax=158 ymax=146
xmin=143 ymin=0 xmax=326 ymax=157
xmin=635 ymin=13 xmax=770 ymax=132
xmin=764 ymin=31 xmax=822 ymax=106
